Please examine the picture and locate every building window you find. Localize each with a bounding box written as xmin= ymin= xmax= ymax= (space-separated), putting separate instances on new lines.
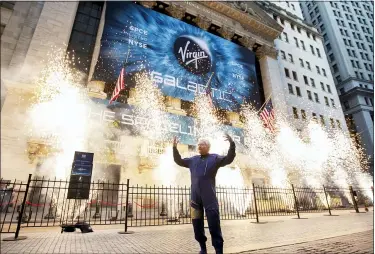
xmin=285 ymin=68 xmax=290 ymax=78
xmin=299 ymin=58 xmax=304 ymax=67
xmin=292 ymin=71 xmax=298 ymax=81
xmin=330 ymin=118 xmax=335 ymax=128
xmin=307 ymin=90 xmax=313 ymax=100
xmin=300 ymin=40 xmax=306 ymax=50
xmin=326 ymin=43 xmax=331 ymax=51
xmin=294 ymin=37 xmax=299 ymax=47
xmin=297 ymin=26 xmax=301 ymax=33
xmin=329 ymin=53 xmax=335 ymax=62
xmin=323 ymin=33 xmax=328 ymax=41
xmin=330 ymin=98 xmax=336 ymax=107
xmin=327 ymin=85 xmax=332 ymax=93
xmin=310 ymin=45 xmax=315 ymax=55
xmin=288 ymin=53 xmax=294 ymax=63
xmin=67 ymin=1 xmax=104 ymax=76
xmin=336 ymin=120 xmax=341 ymax=129
xmin=314 ymin=93 xmax=320 ymax=103
xmin=312 ymin=113 xmax=317 ymax=121
xmin=320 ymin=115 xmax=325 ymax=125
xmin=316 ymin=48 xmax=322 ymax=57
xmin=322 ymin=68 xmax=327 ymax=77
xmin=321 ymin=82 xmax=325 ymax=91
xmin=324 ymin=96 xmax=330 ymax=106
xmin=365 ymin=97 xmax=369 ymax=105
xmin=280 ymin=18 xmax=285 ymax=25
xmin=306 ymin=61 xmax=311 ymax=70
xmin=304 ymin=75 xmax=309 ymax=85
xmin=283 ymin=32 xmax=289 ymax=42
xmin=293 ymin=107 xmax=299 ymax=119
xmin=288 ymin=83 xmax=294 ymax=94
xmin=336 ymin=75 xmax=342 ymax=83
xmin=332 ymin=64 xmax=338 ymax=73
xmin=301 ymin=109 xmax=307 ymax=120
xmin=310 ymin=78 xmax=316 ymax=87
xmin=316 ymin=66 xmax=321 ymax=74
xmin=280 ymin=50 xmax=286 ymax=59
xmin=291 ymin=23 xmax=295 ymax=30
xmin=296 ymin=86 xmax=302 ymax=97
xmin=344 ymin=101 xmax=350 ymax=109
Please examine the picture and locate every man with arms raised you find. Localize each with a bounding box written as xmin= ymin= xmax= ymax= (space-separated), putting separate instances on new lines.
xmin=172 ymin=134 xmax=236 ymax=254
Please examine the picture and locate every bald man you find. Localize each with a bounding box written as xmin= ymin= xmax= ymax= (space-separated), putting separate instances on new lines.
xmin=173 ymin=134 xmax=236 ymax=254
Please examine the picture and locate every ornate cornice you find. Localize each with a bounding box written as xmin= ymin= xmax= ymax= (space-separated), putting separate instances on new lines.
xmin=192 ymin=14 xmax=212 ymax=31
xmin=238 ymin=36 xmax=257 ymax=49
xmin=200 ymin=2 xmax=282 ymax=42
xmin=166 ymin=4 xmax=186 ymax=20
xmin=139 ymin=1 xmax=157 ymax=9
xmin=217 ymin=26 xmax=235 ymax=40
xmin=255 ymin=45 xmax=278 ymax=60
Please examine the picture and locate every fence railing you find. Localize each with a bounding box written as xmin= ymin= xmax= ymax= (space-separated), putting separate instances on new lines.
xmin=0 ymin=175 xmax=373 ymax=240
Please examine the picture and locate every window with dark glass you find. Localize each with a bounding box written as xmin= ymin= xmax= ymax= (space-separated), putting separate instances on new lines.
xmin=296 ymin=86 xmax=302 ymax=97
xmin=320 ymin=115 xmax=325 ymax=125
xmin=292 ymin=71 xmax=298 ymax=81
xmin=285 ymin=68 xmax=290 ymax=78
xmin=301 ymin=109 xmax=306 ymax=120
xmin=314 ymin=92 xmax=320 ymax=103
xmin=288 ymin=83 xmax=294 ymax=94
xmin=327 ymin=85 xmax=332 ymax=93
xmin=67 ymin=1 xmax=104 ymax=77
xmin=331 ymin=98 xmax=336 ymax=107
xmin=324 ymin=96 xmax=329 ymax=106
xmin=293 ymin=107 xmax=299 ymax=119
xmin=307 ymin=90 xmax=313 ymax=100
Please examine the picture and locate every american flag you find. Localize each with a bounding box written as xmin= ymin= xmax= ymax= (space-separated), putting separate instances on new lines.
xmin=259 ymin=99 xmax=276 ymax=132
xmin=205 ymin=73 xmax=214 ymax=108
xmin=109 ymin=67 xmax=125 ymax=104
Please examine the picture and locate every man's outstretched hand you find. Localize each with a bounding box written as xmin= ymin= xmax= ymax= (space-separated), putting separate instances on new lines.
xmin=173 ymin=136 xmax=179 ymax=147
xmin=224 ymin=133 xmax=233 ymax=143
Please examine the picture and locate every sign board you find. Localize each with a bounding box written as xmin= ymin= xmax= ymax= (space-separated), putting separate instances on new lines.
xmin=67 ymin=152 xmax=94 ymax=199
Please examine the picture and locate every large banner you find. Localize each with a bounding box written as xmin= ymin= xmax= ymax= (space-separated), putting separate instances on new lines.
xmin=89 ymin=98 xmax=245 ymax=147
xmin=92 ymin=2 xmax=261 ymax=111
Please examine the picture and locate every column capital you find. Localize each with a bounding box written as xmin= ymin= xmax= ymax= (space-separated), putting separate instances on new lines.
xmin=193 ymin=14 xmax=212 ymax=31
xmin=217 ymin=26 xmax=235 ymax=40
xmin=139 ymin=1 xmax=157 ymax=9
xmin=166 ymin=4 xmax=186 ymax=20
xmin=238 ymin=36 xmax=257 ymax=49
xmin=255 ymin=45 xmax=278 ymax=60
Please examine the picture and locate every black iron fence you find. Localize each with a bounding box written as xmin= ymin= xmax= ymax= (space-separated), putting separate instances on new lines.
xmin=1 ymin=175 xmax=373 ymax=239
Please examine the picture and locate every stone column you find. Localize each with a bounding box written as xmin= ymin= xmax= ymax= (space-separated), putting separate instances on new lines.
xmin=255 ymin=45 xmax=288 ymax=116
xmin=193 ymin=15 xmax=212 ymax=31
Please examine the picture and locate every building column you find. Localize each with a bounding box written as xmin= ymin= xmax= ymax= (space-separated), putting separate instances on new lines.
xmin=256 ymin=45 xmax=288 ymax=116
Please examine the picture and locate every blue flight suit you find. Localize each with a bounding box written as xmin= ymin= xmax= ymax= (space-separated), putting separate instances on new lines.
xmin=173 ymin=141 xmax=236 ymax=254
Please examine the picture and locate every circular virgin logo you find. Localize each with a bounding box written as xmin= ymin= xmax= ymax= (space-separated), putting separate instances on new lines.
xmin=174 ymin=35 xmax=212 ymax=75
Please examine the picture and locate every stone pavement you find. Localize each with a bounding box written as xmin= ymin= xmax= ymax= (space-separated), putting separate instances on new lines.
xmin=0 ymin=210 xmax=373 ymax=254
xmin=244 ymin=230 xmax=373 ymax=254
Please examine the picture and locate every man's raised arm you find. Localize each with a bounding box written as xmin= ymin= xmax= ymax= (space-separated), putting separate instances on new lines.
xmin=172 ymin=137 xmax=190 ymax=168
xmin=216 ymin=134 xmax=236 ymax=167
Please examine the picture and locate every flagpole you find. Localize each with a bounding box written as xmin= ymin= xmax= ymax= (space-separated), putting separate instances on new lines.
xmin=114 ymin=47 xmax=131 ymax=103
xmin=257 ymin=94 xmax=272 ymax=113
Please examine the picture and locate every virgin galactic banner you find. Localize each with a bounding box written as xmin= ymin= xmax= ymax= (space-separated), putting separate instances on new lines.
xmin=92 ymin=2 xmax=261 ymax=111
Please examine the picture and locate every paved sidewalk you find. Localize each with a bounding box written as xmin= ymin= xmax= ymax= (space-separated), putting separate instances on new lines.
xmin=245 ymin=230 xmax=373 ymax=254
xmin=0 ymin=210 xmax=373 ymax=253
